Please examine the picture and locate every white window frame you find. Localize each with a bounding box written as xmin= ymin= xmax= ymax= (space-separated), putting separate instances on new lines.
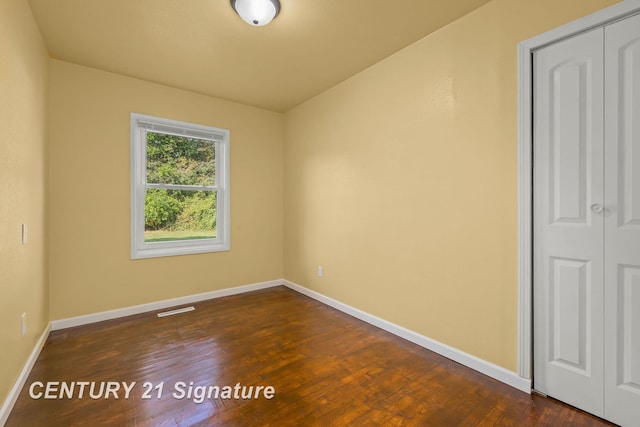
xmin=130 ymin=113 xmax=230 ymax=259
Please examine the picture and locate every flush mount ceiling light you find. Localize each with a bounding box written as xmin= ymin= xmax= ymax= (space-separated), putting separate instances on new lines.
xmin=230 ymin=0 xmax=280 ymax=27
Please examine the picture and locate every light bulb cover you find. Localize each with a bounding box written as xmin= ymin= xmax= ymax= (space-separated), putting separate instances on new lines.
xmin=230 ymin=0 xmax=280 ymax=27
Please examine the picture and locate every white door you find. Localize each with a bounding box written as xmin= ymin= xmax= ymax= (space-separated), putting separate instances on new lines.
xmin=603 ymin=12 xmax=640 ymax=427
xmin=533 ymin=27 xmax=605 ymax=417
xmin=534 ymin=13 xmax=640 ymax=427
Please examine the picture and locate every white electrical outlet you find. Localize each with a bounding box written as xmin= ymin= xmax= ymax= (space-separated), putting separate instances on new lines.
xmin=22 ymin=224 xmax=27 ymax=245
xmin=317 ymin=266 xmax=323 ymax=278
xmin=21 ymin=313 xmax=27 ymax=337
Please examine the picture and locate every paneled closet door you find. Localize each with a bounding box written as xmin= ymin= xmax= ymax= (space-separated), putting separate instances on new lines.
xmin=535 ymin=12 xmax=640 ymax=426
xmin=533 ymin=26 xmax=605 ymax=417
xmin=603 ymin=12 xmax=640 ymax=427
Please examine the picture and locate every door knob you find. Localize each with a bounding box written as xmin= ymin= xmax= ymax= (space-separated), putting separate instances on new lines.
xmin=591 ymin=204 xmax=604 ymax=213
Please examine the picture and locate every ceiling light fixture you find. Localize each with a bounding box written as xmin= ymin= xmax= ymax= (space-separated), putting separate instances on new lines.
xmin=230 ymin=0 xmax=280 ymax=27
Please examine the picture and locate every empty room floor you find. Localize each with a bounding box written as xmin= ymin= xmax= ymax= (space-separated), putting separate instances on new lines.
xmin=7 ymin=286 xmax=614 ymax=426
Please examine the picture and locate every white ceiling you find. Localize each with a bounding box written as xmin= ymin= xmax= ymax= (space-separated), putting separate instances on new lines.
xmin=28 ymin=0 xmax=493 ymax=112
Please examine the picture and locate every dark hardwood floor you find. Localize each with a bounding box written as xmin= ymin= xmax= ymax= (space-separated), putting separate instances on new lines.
xmin=7 ymin=286 xmax=615 ymax=426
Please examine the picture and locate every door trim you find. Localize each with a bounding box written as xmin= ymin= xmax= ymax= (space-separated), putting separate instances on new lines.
xmin=517 ymin=0 xmax=640 ymax=382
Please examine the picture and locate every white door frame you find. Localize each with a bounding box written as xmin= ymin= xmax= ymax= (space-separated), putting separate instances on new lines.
xmin=517 ymin=0 xmax=640 ymax=382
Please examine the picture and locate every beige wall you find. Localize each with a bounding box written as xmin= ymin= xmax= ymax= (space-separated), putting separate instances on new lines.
xmin=283 ymin=0 xmax=618 ymax=371
xmin=48 ymin=60 xmax=284 ymax=319
xmin=0 ymin=0 xmax=49 ymax=404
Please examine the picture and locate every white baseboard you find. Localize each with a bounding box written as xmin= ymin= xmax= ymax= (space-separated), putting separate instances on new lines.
xmin=0 ymin=322 xmax=51 ymax=426
xmin=50 ymin=279 xmax=284 ymax=331
xmin=283 ymin=280 xmax=532 ymax=393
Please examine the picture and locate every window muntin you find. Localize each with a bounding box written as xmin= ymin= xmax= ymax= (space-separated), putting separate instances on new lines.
xmin=131 ymin=113 xmax=230 ymax=259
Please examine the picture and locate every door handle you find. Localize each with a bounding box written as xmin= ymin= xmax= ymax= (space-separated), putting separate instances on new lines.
xmin=591 ymin=204 xmax=604 ymax=214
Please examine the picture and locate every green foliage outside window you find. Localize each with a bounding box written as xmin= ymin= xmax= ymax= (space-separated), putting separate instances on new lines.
xmin=144 ymin=132 xmax=217 ymax=241
xmin=144 ymin=189 xmax=182 ymax=230
xmin=146 ymin=132 xmax=215 ymax=186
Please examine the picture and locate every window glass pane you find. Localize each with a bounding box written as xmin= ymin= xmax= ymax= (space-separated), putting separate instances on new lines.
xmin=144 ymin=189 xmax=217 ymax=242
xmin=146 ymin=131 xmax=215 ymax=186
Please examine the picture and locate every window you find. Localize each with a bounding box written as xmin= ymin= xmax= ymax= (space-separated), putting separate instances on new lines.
xmin=130 ymin=113 xmax=230 ymax=259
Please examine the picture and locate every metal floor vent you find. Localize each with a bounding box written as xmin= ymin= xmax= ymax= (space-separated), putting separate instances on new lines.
xmin=157 ymin=306 xmax=196 ymax=318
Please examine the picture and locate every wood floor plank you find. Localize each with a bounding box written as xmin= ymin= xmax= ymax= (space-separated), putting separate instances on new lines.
xmin=7 ymin=286 xmax=615 ymax=426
